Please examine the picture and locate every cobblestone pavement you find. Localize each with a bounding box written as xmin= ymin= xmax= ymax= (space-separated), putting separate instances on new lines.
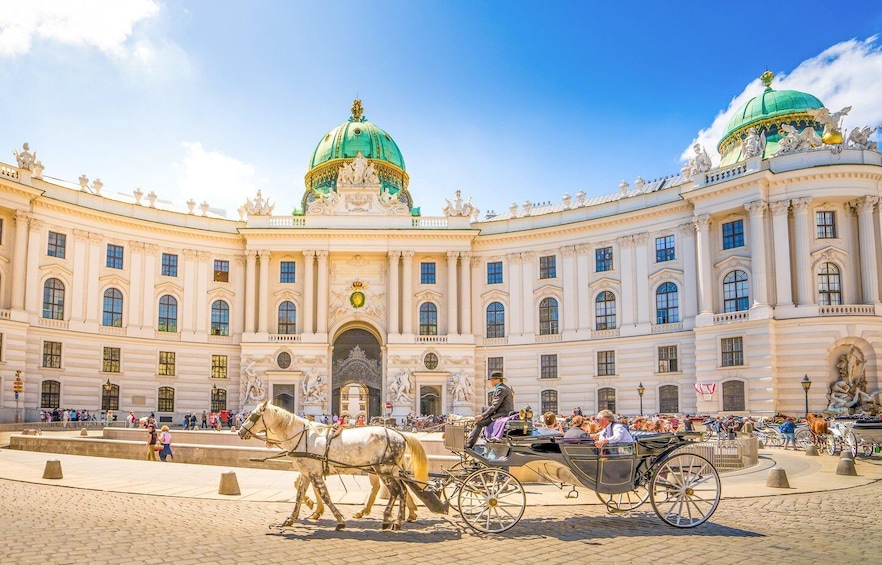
xmin=2 ymin=478 xmax=880 ymax=564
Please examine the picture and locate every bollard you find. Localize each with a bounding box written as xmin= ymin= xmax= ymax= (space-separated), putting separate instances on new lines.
xmin=836 ymin=457 xmax=858 ymax=476
xmin=43 ymin=459 xmax=63 ymax=479
xmin=840 ymin=450 xmax=855 ymax=459
xmin=765 ymin=467 xmax=790 ymax=488
xmin=218 ymin=471 xmax=241 ymax=495
xmin=805 ymin=445 xmax=819 ymax=456
xmin=80 ymin=428 xmax=89 ymax=436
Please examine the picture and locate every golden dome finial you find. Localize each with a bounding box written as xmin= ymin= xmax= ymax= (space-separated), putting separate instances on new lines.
xmin=760 ymin=70 xmax=774 ymax=89
xmin=351 ymin=99 xmax=364 ymax=121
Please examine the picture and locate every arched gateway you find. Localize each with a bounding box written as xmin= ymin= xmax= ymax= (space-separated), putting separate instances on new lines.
xmin=331 ymin=328 xmax=382 ymax=420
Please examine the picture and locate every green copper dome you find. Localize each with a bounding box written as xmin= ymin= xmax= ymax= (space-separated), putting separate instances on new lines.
xmin=718 ymin=71 xmax=825 ymax=166
xmin=309 ymin=101 xmax=405 ymax=171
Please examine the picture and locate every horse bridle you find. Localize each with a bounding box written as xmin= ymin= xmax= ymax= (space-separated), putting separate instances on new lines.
xmin=239 ymin=410 xmax=267 ymax=441
xmin=240 ymin=408 xmax=309 ymax=451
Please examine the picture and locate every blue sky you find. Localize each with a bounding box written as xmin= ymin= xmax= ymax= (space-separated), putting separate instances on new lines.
xmin=2 ymin=1 xmax=881 ymax=218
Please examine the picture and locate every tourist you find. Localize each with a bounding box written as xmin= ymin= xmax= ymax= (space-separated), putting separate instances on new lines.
xmin=158 ymin=425 xmax=173 ymax=462
xmin=201 ymin=410 xmax=208 ymax=429
xmin=61 ymin=410 xmax=70 ymax=428
xmin=146 ymin=424 xmax=159 ymax=461
xmin=105 ymin=410 xmax=113 ymax=427
xmin=541 ymin=412 xmax=563 ymax=433
xmin=563 ymin=415 xmax=587 ymax=439
xmin=779 ymin=417 xmax=797 ymax=449
xmin=127 ymin=411 xmax=137 ymax=428
xmin=593 ymin=409 xmax=634 ymax=448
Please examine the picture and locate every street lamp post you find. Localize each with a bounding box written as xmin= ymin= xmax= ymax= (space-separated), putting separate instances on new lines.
xmin=801 ymin=374 xmax=812 ymax=421
xmin=637 ymin=382 xmax=645 ymax=416
xmin=14 ymin=371 xmax=22 ymax=423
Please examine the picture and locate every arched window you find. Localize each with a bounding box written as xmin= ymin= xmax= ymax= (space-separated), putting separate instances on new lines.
xmin=211 ymin=387 xmax=227 ymax=412
xmin=659 ymin=385 xmax=679 ymax=414
xmin=486 ymin=302 xmax=505 ymax=338
xmin=210 ymin=300 xmax=230 ymax=336
xmin=598 ymin=387 xmax=616 ymax=412
xmin=157 ymin=386 xmax=175 ymax=412
xmin=102 ymin=288 xmax=123 ymax=327
xmin=722 ymin=380 xmax=745 ymax=411
xmin=419 ymin=303 xmax=438 ymax=335
xmin=539 ymin=297 xmax=559 ymax=335
xmin=278 ymin=301 xmax=297 ymax=334
xmin=655 ymin=282 xmax=679 ymax=324
xmin=818 ymin=263 xmax=841 ymax=306
xmin=723 ymin=270 xmax=749 ymax=312
xmin=158 ymin=295 xmax=178 ymax=333
xmin=42 ymin=278 xmax=65 ymax=320
xmin=595 ymin=291 xmax=616 ymax=330
xmin=101 ymin=383 xmax=120 ymax=411
xmin=41 ymin=380 xmax=60 ymax=409
xmin=541 ymin=390 xmax=558 ymax=415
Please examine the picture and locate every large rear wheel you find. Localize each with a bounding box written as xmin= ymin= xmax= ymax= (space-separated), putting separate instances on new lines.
xmin=457 ymin=468 xmax=526 ymax=533
xmin=649 ymin=453 xmax=720 ymax=528
xmin=795 ymin=429 xmax=813 ymax=449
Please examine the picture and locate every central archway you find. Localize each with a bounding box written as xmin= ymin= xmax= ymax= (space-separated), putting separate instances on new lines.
xmin=331 ymin=327 xmax=382 ymax=420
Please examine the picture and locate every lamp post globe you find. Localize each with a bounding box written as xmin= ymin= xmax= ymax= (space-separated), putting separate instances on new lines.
xmin=637 ymin=382 xmax=645 ymax=416
xmin=801 ymin=375 xmax=812 ymax=420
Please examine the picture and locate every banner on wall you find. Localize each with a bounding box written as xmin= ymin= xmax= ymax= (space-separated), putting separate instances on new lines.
xmin=694 ymin=383 xmax=717 ymax=396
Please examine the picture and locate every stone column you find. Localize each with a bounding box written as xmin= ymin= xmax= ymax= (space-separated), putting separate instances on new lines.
xmin=11 ymin=211 xmax=29 ymax=310
xmin=84 ymin=233 xmax=103 ymax=325
xmin=792 ymin=197 xmax=813 ymax=306
xmin=301 ymin=250 xmax=315 ymax=334
xmin=141 ymin=245 xmax=157 ymax=330
xmin=633 ymin=233 xmax=650 ymax=325
xmin=127 ymin=241 xmax=144 ymax=327
xmin=617 ymin=236 xmax=635 ymax=326
xmin=446 ymin=251 xmax=459 ymax=335
xmin=560 ymin=246 xmax=577 ymax=332
xmin=70 ymin=229 xmax=90 ymax=323
xmin=745 ymin=201 xmax=769 ymax=306
xmin=508 ymin=253 xmax=522 ymax=335
xmin=461 ymin=252 xmax=473 ymax=335
xmin=401 ymin=251 xmax=414 ymax=334
xmin=233 ymin=255 xmax=246 ymax=335
xmin=693 ymin=215 xmax=713 ymax=314
xmin=195 ymin=251 xmax=210 ymax=334
xmin=770 ymin=200 xmax=793 ymax=308
xmin=316 ymin=250 xmax=329 ymax=334
xmin=388 ymin=251 xmax=400 ymax=334
xmin=678 ymin=223 xmax=698 ymax=321
xmin=855 ymin=195 xmax=880 ymax=304
xmin=575 ymin=243 xmax=591 ymax=330
xmin=244 ymin=250 xmax=257 ymax=333
xmin=258 ymin=250 xmax=271 ymax=333
xmin=521 ymin=251 xmax=532 ymax=335
xmin=23 ymin=218 xmax=43 ymax=315
xmin=182 ymin=249 xmax=197 ymax=333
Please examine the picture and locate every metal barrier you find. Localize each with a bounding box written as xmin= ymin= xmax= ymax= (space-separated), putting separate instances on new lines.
xmin=680 ymin=437 xmax=758 ymax=472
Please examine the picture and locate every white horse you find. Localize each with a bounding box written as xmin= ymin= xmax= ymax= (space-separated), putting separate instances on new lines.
xmin=238 ymin=401 xmax=428 ymax=530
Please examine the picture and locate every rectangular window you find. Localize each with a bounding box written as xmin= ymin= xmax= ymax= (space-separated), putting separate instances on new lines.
xmin=597 ymin=350 xmax=615 ymax=376
xmin=280 ymin=261 xmax=296 ymax=283
xmin=658 ymin=345 xmax=678 ymax=373
xmin=213 ymin=260 xmax=229 ymax=282
xmin=158 ymin=351 xmax=176 ymax=376
xmin=420 ymin=262 xmax=436 ymax=284
xmin=47 ymin=231 xmax=67 ymax=259
xmin=540 ymin=354 xmax=558 ymax=379
xmin=539 ymin=255 xmax=556 ymax=279
xmin=655 ymin=235 xmax=675 ymax=262
xmin=106 ymin=244 xmax=124 ymax=269
xmin=595 ymin=247 xmax=613 ymax=272
xmin=721 ymin=337 xmax=743 ymax=367
xmin=487 ymin=261 xmax=503 ymax=284
xmin=161 ymin=253 xmax=178 ymax=277
xmin=487 ymin=357 xmax=504 ymax=379
xmin=102 ymin=347 xmax=121 ymax=373
xmin=211 ymin=355 xmax=228 ymax=379
xmin=42 ymin=341 xmax=62 ymax=368
xmin=722 ymin=220 xmax=744 ymax=250
xmin=816 ymin=211 xmax=836 ymax=239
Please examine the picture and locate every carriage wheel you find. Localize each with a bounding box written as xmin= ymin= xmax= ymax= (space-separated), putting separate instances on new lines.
xmin=649 ymin=453 xmax=720 ymax=528
xmin=457 ymin=468 xmax=526 ymax=533
xmin=795 ymin=429 xmax=813 ymax=449
xmin=825 ymin=435 xmax=838 ymax=456
xmin=845 ymin=433 xmax=858 ymax=459
xmin=595 ymin=484 xmax=650 ymax=513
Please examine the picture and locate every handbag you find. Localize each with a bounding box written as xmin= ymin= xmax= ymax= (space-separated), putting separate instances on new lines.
xmin=153 ymin=444 xmax=162 ymax=451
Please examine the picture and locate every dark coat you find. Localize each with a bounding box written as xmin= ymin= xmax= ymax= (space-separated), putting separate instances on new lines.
xmin=480 ymin=382 xmax=514 ymax=421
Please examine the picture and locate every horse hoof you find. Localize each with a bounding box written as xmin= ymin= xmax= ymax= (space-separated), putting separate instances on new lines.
xmin=382 ymin=523 xmax=391 ymax=530
xmin=392 ymin=524 xmax=401 ymax=531
xmin=407 ymin=515 xmax=417 ymax=522
xmin=353 ymin=512 xmax=365 ymax=519
xmin=335 ymin=524 xmax=346 ymax=531
xmin=308 ymin=512 xmax=321 ymax=520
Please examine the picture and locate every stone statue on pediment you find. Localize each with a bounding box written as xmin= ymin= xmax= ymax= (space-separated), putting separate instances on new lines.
xmin=775 ymin=124 xmax=822 ymax=155
xmin=742 ymin=127 xmax=767 ymax=158
xmin=847 ymin=126 xmax=879 ymax=151
xmin=337 ymin=152 xmax=379 ymax=186
xmin=690 ymin=144 xmax=712 ymax=175
xmin=443 ymin=189 xmax=478 ymax=218
xmin=13 ymin=143 xmax=35 ymax=171
xmin=244 ymin=189 xmax=275 ymax=216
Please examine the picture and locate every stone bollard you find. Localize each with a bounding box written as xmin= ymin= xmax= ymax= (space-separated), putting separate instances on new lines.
xmin=805 ymin=445 xmax=820 ymax=456
xmin=765 ymin=467 xmax=790 ymax=488
xmin=840 ymin=449 xmax=855 ymax=459
xmin=43 ymin=459 xmax=63 ymax=479
xmin=836 ymin=457 xmax=858 ymax=476
xmin=218 ymin=471 xmax=241 ymax=495
xmin=80 ymin=428 xmax=89 ymax=436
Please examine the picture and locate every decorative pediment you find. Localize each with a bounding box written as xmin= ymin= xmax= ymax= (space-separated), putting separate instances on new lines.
xmin=811 ymin=245 xmax=849 ymax=269
xmin=648 ymin=267 xmax=684 ymax=284
xmin=480 ymin=288 xmax=509 ymax=303
xmin=813 ymin=202 xmax=839 ymax=212
xmin=272 ymin=288 xmax=302 ymax=302
xmin=40 ymin=263 xmax=74 ymax=279
xmin=714 ymin=255 xmax=751 ymax=273
xmin=589 ymin=277 xmax=620 ymax=293
xmin=155 ymin=281 xmax=184 ymax=297
xmin=208 ymin=287 xmax=236 ymax=302
xmin=533 ymin=283 xmax=562 ymax=296
xmin=414 ymin=289 xmax=443 ymax=302
xmin=719 ymin=212 xmax=744 ymax=224
xmin=98 ymin=273 xmax=129 ymax=288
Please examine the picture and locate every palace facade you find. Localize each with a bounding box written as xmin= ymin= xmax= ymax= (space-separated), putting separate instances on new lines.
xmin=2 ymin=75 xmax=881 ymax=424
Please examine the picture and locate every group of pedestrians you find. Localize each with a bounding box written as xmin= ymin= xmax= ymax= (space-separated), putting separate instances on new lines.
xmin=146 ymin=424 xmax=174 ymax=462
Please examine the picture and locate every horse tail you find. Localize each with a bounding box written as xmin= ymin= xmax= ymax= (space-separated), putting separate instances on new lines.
xmin=401 ymin=432 xmax=429 ymax=488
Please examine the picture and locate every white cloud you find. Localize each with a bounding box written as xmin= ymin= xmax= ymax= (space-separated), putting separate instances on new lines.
xmin=175 ymin=142 xmax=263 ymax=217
xmin=683 ymin=36 xmax=882 ymax=164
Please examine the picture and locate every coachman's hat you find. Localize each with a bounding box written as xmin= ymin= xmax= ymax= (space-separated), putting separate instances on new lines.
xmin=488 ymin=371 xmax=504 ymax=381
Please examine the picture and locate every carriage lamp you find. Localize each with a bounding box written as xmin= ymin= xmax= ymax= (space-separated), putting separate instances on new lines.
xmin=524 ymin=405 xmax=533 ymax=420
xmin=801 ymin=375 xmax=812 ymax=420
xmin=637 ymin=382 xmax=645 ymax=416
xmin=103 ymin=379 xmax=112 ymax=393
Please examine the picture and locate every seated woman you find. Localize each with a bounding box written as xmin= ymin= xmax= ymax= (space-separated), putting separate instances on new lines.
xmin=541 ymin=412 xmax=564 ymax=433
xmin=563 ymin=415 xmax=589 ymax=440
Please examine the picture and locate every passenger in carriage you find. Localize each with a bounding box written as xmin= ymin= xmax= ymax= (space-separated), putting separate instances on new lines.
xmin=563 ymin=415 xmax=588 ymax=439
xmin=593 ymin=409 xmax=635 ymax=448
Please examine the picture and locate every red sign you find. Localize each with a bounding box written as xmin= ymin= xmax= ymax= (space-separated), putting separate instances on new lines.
xmin=385 ymin=402 xmax=392 ymax=410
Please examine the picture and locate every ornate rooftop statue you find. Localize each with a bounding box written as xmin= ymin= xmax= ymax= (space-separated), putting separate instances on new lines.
xmin=846 ymin=126 xmax=879 ymax=151
xmin=774 ymin=123 xmax=822 ymax=156
xmin=13 ymin=142 xmax=35 ymax=171
xmin=618 ymin=179 xmax=630 ymax=195
xmin=634 ymin=176 xmax=646 ymax=192
xmin=244 ymin=189 xmax=275 ymax=216
xmin=337 ymin=152 xmax=380 ymax=186
xmin=741 ymin=127 xmax=767 ymax=158
xmin=443 ymin=189 xmax=478 ymax=218
xmin=78 ymin=174 xmax=89 ymax=190
xmin=809 ymin=106 xmax=851 ymax=145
